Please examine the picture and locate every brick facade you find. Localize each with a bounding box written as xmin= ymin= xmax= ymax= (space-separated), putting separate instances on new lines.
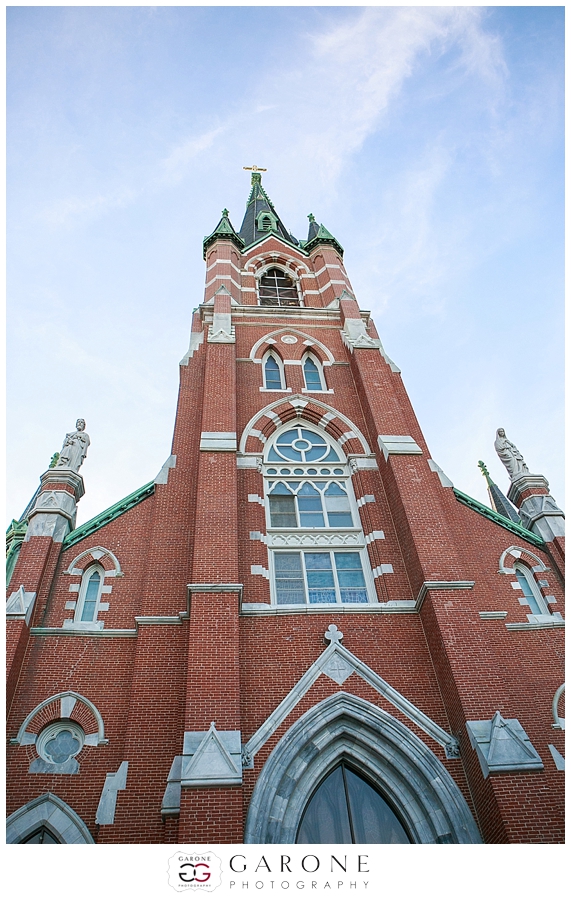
xmin=6 ymin=178 xmax=564 ymax=844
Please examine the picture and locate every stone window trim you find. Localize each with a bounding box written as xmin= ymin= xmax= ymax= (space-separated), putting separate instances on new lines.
xmin=64 ymin=545 xmax=123 ymax=577
xmin=249 ymin=329 xmax=336 ymax=366
xmin=61 ymin=546 xmax=122 ymax=630
xmin=301 ymin=351 xmax=329 ymax=393
xmin=244 ymin=693 xmax=480 ymax=845
xmin=257 ymin=265 xmax=303 ymax=308
xmin=11 ymin=691 xmax=108 ymax=774
xmin=12 ymin=691 xmax=107 ymax=749
xmin=263 ymin=424 xmax=378 ymax=607
xmin=552 ymin=684 xmax=565 ymax=730
xmin=498 ymin=545 xmax=548 ymax=575
xmin=497 ymin=544 xmax=562 ymax=626
xmin=6 ymin=793 xmax=95 ymax=844
xmin=64 ymin=563 xmax=110 ymax=630
xmin=239 ymin=396 xmax=371 ymax=457
xmin=261 ymin=349 xmax=287 ymax=392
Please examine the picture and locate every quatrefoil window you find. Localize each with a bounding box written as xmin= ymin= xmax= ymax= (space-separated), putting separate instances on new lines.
xmin=37 ymin=722 xmax=85 ymax=765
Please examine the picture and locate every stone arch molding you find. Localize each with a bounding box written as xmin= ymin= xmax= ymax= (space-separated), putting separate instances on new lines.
xmin=498 ymin=545 xmax=548 ymax=575
xmin=6 ymin=793 xmax=94 ymax=844
xmin=244 ymin=252 xmax=311 ymax=278
xmin=244 ymin=693 xmax=481 ymax=845
xmin=64 ymin=545 xmax=123 ymax=576
xmin=15 ymin=691 xmax=107 ymax=748
xmin=249 ymin=328 xmax=336 ymax=365
xmin=239 ymin=396 xmax=371 ymax=457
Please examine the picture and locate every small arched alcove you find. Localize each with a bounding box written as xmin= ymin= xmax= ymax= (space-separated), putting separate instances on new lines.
xmin=244 ymin=693 xmax=481 ymax=844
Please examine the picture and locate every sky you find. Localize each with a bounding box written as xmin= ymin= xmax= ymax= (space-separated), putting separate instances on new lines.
xmin=7 ymin=4 xmax=564 ymax=530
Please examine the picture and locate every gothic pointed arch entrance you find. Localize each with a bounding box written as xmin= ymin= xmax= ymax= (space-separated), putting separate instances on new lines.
xmin=244 ymin=693 xmax=481 ymax=844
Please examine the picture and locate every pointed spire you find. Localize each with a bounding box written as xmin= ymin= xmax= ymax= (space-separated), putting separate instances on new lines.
xmin=307 ymin=213 xmax=319 ymax=243
xmin=238 ymin=172 xmax=298 ymax=250
xmin=304 ymin=218 xmax=344 ymax=257
xmin=478 ymin=460 xmax=520 ymax=523
xmin=203 ymin=208 xmax=244 ymax=259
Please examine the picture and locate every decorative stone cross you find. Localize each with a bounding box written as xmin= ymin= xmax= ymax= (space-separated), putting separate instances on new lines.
xmin=324 ymin=624 xmax=343 ymax=644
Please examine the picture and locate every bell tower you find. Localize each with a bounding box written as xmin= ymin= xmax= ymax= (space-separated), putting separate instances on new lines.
xmin=6 ymin=172 xmax=564 ymax=846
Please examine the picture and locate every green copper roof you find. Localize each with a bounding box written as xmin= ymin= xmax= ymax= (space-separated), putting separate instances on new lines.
xmin=62 ymin=481 xmax=155 ymax=550
xmin=203 ymin=209 xmax=244 ymax=258
xmin=304 ymin=221 xmax=344 ymax=257
xmin=453 ymin=487 xmax=544 ymax=549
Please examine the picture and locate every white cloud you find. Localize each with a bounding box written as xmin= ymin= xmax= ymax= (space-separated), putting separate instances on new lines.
xmin=160 ymin=125 xmax=227 ymax=184
xmin=256 ymin=6 xmax=507 ymax=188
xmin=41 ymin=186 xmax=138 ymax=227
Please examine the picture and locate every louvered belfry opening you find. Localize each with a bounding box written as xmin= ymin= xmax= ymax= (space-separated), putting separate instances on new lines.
xmin=258 ymin=267 xmax=300 ymax=306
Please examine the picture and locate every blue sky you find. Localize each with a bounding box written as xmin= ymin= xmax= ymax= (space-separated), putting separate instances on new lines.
xmin=7 ymin=5 xmax=564 ymax=529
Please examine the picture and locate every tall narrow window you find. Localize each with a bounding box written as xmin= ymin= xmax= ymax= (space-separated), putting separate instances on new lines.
xmin=264 ymin=354 xmax=284 ymax=390
xmin=76 ymin=567 xmax=103 ymax=623
xmin=303 ymin=355 xmax=324 ymax=391
xmin=258 ymin=268 xmax=300 ymax=307
xmin=514 ymin=563 xmax=547 ymax=616
xmin=296 ymin=762 xmax=411 ymax=844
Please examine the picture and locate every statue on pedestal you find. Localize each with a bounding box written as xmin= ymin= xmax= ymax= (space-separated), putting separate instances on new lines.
xmin=55 ymin=419 xmax=90 ymax=473
xmin=494 ymin=428 xmax=529 ymax=481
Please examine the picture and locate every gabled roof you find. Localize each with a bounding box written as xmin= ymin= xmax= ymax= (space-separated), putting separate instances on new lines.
xmin=453 ymin=487 xmax=545 ymax=549
xmin=62 ymin=481 xmax=155 ymax=550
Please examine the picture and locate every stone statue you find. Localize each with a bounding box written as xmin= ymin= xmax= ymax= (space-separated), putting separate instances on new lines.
xmin=55 ymin=419 xmax=90 ymax=472
xmin=494 ymin=428 xmax=529 ymax=480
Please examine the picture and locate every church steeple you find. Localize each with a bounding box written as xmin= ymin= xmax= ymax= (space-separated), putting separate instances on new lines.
xmin=303 ymin=215 xmax=344 ymax=257
xmin=237 ymin=171 xmax=298 ymax=250
xmin=203 ymin=208 xmax=244 ymax=258
xmin=478 ymin=460 xmax=520 ymax=523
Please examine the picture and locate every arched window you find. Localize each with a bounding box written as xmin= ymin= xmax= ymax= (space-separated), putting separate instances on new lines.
xmin=258 ymin=268 xmax=300 ymax=307
xmin=21 ymin=826 xmax=60 ymax=844
xmin=263 ymin=353 xmax=285 ymax=390
xmin=259 ymin=215 xmax=273 ymax=231
xmin=296 ymin=762 xmax=411 ymax=844
xmin=303 ymin=354 xmax=324 ymax=391
xmin=263 ymin=425 xmax=374 ymax=607
xmin=513 ymin=562 xmax=548 ymax=616
xmin=76 ymin=566 xmax=104 ymax=623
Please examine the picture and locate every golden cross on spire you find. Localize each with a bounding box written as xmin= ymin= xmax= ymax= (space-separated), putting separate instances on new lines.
xmin=243 ymin=165 xmax=267 ymax=173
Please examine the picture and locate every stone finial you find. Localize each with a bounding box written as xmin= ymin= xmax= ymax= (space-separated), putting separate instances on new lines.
xmin=55 ymin=419 xmax=90 ymax=473
xmin=324 ymin=624 xmax=343 ymax=644
xmin=494 ymin=429 xmax=529 ymax=481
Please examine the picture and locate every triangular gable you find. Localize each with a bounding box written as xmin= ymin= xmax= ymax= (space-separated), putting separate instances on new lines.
xmin=242 ymin=623 xmax=459 ymax=766
xmin=181 ymin=723 xmax=242 ymax=786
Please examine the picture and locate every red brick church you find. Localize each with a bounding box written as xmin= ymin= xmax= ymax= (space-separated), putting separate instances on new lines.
xmin=6 ymin=172 xmax=564 ymax=844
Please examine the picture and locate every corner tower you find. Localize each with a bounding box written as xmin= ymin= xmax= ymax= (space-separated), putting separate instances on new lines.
xmin=6 ymin=173 xmax=564 ymax=845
